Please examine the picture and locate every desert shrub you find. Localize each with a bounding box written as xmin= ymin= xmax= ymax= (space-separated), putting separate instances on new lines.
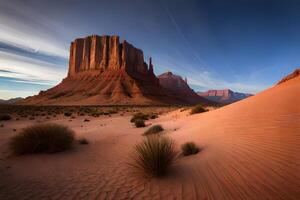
xmin=29 ymin=117 xmax=35 ymax=120
xmin=64 ymin=112 xmax=72 ymax=117
xmin=0 ymin=114 xmax=12 ymax=121
xmin=181 ymin=142 xmax=200 ymax=156
xmin=190 ymin=104 xmax=207 ymax=115
xmin=149 ymin=113 xmax=158 ymax=119
xmin=143 ymin=125 xmax=164 ymax=135
xmin=78 ymin=138 xmax=89 ymax=145
xmin=10 ymin=123 xmax=75 ymax=155
xmin=131 ymin=135 xmax=177 ymax=177
xmin=130 ymin=113 xmax=149 ymax=123
xmin=83 ymin=119 xmax=90 ymax=122
xmin=134 ymin=119 xmax=145 ymax=128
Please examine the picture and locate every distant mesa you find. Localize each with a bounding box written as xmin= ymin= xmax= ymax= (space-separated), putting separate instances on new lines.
xmin=198 ymin=89 xmax=252 ymax=104
xmin=20 ymin=35 xmax=212 ymax=106
xmin=277 ymin=67 xmax=300 ymax=85
xmin=158 ymin=71 xmax=211 ymax=104
xmin=0 ymin=97 xmax=24 ymax=105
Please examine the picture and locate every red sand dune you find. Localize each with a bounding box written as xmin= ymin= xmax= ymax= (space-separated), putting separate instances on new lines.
xmin=0 ymin=74 xmax=299 ymax=199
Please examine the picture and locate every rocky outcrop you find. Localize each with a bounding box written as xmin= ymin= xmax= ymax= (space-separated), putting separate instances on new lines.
xmin=198 ymin=89 xmax=252 ymax=104
xmin=277 ymin=68 xmax=300 ymax=84
xmin=158 ymin=71 xmax=212 ymax=104
xmin=68 ymin=35 xmax=155 ymax=77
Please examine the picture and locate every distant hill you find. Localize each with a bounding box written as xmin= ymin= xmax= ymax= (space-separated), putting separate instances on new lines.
xmin=157 ymin=72 xmax=212 ymax=105
xmin=0 ymin=97 xmax=24 ymax=104
xmin=197 ymin=89 xmax=252 ymax=104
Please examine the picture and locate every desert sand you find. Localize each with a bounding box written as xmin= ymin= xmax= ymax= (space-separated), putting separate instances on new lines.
xmin=0 ymin=77 xmax=299 ymax=199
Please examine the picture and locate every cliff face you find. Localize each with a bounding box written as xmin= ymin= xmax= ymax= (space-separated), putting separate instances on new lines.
xmin=198 ymin=89 xmax=252 ymax=104
xmin=68 ymin=35 xmax=155 ymax=78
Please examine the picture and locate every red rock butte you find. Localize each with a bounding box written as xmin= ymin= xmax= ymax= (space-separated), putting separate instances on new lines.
xmin=68 ymin=35 xmax=156 ymax=78
xmin=20 ymin=35 xmax=212 ymax=105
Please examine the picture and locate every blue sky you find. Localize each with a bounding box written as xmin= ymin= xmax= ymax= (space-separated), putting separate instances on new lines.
xmin=0 ymin=0 xmax=299 ymax=99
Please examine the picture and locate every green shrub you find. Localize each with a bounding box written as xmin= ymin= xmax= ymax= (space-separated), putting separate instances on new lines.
xmin=143 ymin=125 xmax=164 ymax=135
xmin=10 ymin=123 xmax=75 ymax=155
xmin=181 ymin=142 xmax=200 ymax=156
xmin=0 ymin=114 xmax=12 ymax=121
xmin=130 ymin=113 xmax=149 ymax=123
xmin=131 ymin=135 xmax=177 ymax=177
xmin=134 ymin=119 xmax=145 ymax=128
xmin=190 ymin=104 xmax=207 ymax=115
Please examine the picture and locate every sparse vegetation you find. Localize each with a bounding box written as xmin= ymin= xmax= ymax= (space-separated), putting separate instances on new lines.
xmin=78 ymin=138 xmax=89 ymax=145
xmin=130 ymin=112 xmax=149 ymax=123
xmin=0 ymin=114 xmax=12 ymax=121
xmin=181 ymin=142 xmax=200 ymax=156
xmin=131 ymin=135 xmax=177 ymax=177
xmin=190 ymin=104 xmax=207 ymax=115
xmin=10 ymin=123 xmax=75 ymax=155
xmin=143 ymin=125 xmax=164 ymax=135
xmin=134 ymin=119 xmax=145 ymax=128
xmin=64 ymin=112 xmax=72 ymax=117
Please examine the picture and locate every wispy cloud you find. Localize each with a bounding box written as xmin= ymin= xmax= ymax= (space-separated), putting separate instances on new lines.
xmin=0 ymin=1 xmax=69 ymax=58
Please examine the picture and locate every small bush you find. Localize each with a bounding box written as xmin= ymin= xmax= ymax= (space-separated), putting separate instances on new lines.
xmin=130 ymin=113 xmax=149 ymax=123
xmin=149 ymin=114 xmax=158 ymax=119
xmin=78 ymin=138 xmax=89 ymax=145
xmin=131 ymin=135 xmax=177 ymax=177
xmin=83 ymin=119 xmax=90 ymax=122
xmin=190 ymin=104 xmax=207 ymax=115
xmin=10 ymin=123 xmax=75 ymax=155
xmin=64 ymin=112 xmax=72 ymax=117
xmin=181 ymin=142 xmax=200 ymax=156
xmin=143 ymin=125 xmax=164 ymax=135
xmin=135 ymin=119 xmax=145 ymax=128
xmin=0 ymin=114 xmax=12 ymax=121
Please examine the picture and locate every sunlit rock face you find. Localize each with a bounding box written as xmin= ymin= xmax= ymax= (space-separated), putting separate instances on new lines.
xmin=198 ymin=89 xmax=252 ymax=104
xmin=68 ymin=35 xmax=155 ymax=78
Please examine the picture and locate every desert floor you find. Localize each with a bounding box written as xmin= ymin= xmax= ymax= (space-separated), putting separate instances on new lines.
xmin=0 ymin=78 xmax=300 ymax=200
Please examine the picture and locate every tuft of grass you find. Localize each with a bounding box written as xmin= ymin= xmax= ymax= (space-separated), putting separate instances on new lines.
xmin=181 ymin=142 xmax=200 ymax=156
xmin=130 ymin=113 xmax=149 ymax=123
xmin=78 ymin=138 xmax=89 ymax=145
xmin=131 ymin=135 xmax=177 ymax=177
xmin=10 ymin=123 xmax=74 ymax=155
xmin=0 ymin=114 xmax=12 ymax=121
xmin=134 ymin=119 xmax=145 ymax=128
xmin=190 ymin=104 xmax=207 ymax=115
xmin=143 ymin=125 xmax=164 ymax=135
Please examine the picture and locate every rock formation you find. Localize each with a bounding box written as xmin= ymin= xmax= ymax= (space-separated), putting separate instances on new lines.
xmin=157 ymin=71 xmax=211 ymax=104
xmin=277 ymin=68 xmax=300 ymax=84
xmin=198 ymin=89 xmax=252 ymax=104
xmin=21 ymin=35 xmax=212 ymax=106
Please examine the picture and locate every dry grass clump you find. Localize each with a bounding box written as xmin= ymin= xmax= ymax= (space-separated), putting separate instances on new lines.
xmin=78 ymin=138 xmax=89 ymax=145
xmin=131 ymin=135 xmax=177 ymax=177
xmin=134 ymin=119 xmax=145 ymax=128
xmin=64 ymin=112 xmax=72 ymax=117
xmin=181 ymin=142 xmax=200 ymax=156
xmin=190 ymin=104 xmax=207 ymax=115
xmin=0 ymin=114 xmax=12 ymax=121
xmin=143 ymin=125 xmax=164 ymax=135
xmin=130 ymin=112 xmax=149 ymax=123
xmin=10 ymin=123 xmax=74 ymax=155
